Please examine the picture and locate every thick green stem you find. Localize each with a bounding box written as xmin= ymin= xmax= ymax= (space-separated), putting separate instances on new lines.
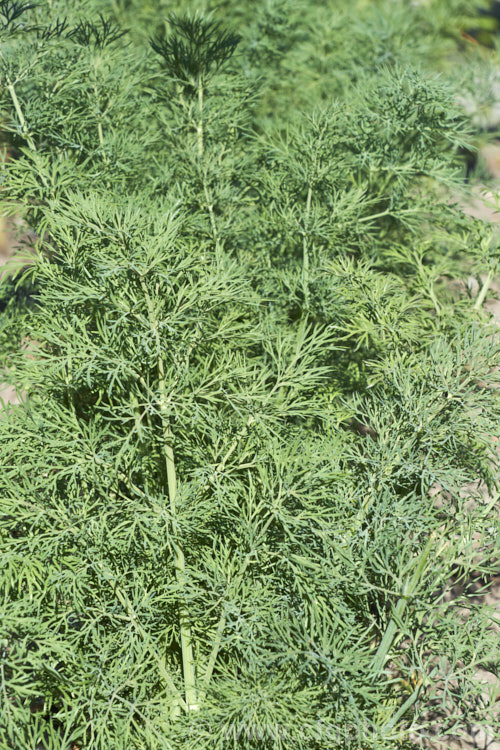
xmin=96 ymin=561 xmax=187 ymax=712
xmin=197 ymin=79 xmax=222 ymax=256
xmin=197 ymin=79 xmax=222 ymax=257
xmin=159 ymin=364 xmax=199 ymax=713
xmin=92 ymin=62 xmax=112 ymax=195
xmin=203 ymin=414 xmax=255 ymax=491
xmin=474 ymin=269 xmax=494 ymax=310
xmin=197 ymin=76 xmax=204 ymax=159
xmin=6 ymin=79 xmax=36 ymax=152
xmin=6 ymin=77 xmax=49 ymax=191
xmin=190 ymin=414 xmax=257 ymax=705
xmin=199 ymin=509 xmax=275 ymax=703
xmin=428 ymin=282 xmax=441 ymax=316
xmin=382 ymin=679 xmax=423 ymax=735
xmin=204 ymin=181 xmax=222 ymax=254
xmin=93 ymin=63 xmax=109 ymax=166
xmin=140 ymin=278 xmax=198 ymax=715
xmin=302 ymin=184 xmax=313 ymax=308
xmin=97 ymin=120 xmax=105 ymax=156
xmin=358 ymin=207 xmax=421 ymax=223
xmin=371 ymin=534 xmax=434 ymax=676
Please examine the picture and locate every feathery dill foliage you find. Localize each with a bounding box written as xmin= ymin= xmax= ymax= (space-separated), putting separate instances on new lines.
xmin=0 ymin=1 xmax=499 ymax=748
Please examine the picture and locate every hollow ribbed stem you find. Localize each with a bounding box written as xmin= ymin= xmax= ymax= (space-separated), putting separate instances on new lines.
xmin=197 ymin=75 xmax=204 ymax=158
xmin=159 ymin=366 xmax=198 ymax=714
xmin=429 ymin=282 xmax=441 ymax=316
xmin=382 ymin=679 xmax=423 ymax=735
xmin=474 ymin=269 xmax=494 ymax=310
xmin=197 ymin=77 xmax=222 ymax=257
xmin=93 ymin=78 xmax=108 ymax=166
xmin=199 ymin=508 xmax=274 ymax=703
xmin=371 ymin=534 xmax=434 ymax=676
xmin=204 ymin=181 xmax=222 ymax=254
xmin=302 ymin=184 xmax=313 ymax=309
xmin=96 ymin=561 xmax=187 ymax=713
xmin=140 ymin=278 xmax=198 ymax=716
xmin=6 ymin=78 xmax=36 ymax=152
xmin=358 ymin=207 xmax=421 ymax=223
xmin=6 ymin=77 xmax=50 ymax=191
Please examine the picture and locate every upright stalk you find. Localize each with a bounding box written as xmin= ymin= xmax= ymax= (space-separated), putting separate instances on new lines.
xmin=159 ymin=361 xmax=198 ymax=713
xmin=197 ymin=75 xmax=204 ymax=159
xmin=474 ymin=269 xmax=494 ymax=310
xmin=204 ymin=181 xmax=222 ymax=254
xmin=96 ymin=561 xmax=187 ymax=713
xmin=200 ymin=506 xmax=274 ymax=704
xmin=371 ymin=534 xmax=434 ymax=676
xmin=301 ymin=122 xmax=328 ymax=310
xmin=140 ymin=278 xmax=198 ymax=715
xmin=302 ymin=183 xmax=312 ymax=309
xmin=196 ymin=77 xmax=223 ymax=256
xmin=6 ymin=76 xmax=49 ymax=190
xmin=93 ymin=78 xmax=108 ymax=166
xmin=6 ymin=77 xmax=36 ymax=152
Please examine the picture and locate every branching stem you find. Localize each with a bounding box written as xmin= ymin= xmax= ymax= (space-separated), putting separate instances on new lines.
xmin=94 ymin=82 xmax=108 ymax=165
xmin=371 ymin=534 xmax=435 ymax=675
xmin=6 ymin=78 xmax=36 ymax=152
xmin=197 ymin=75 xmax=204 ymax=159
xmin=302 ymin=183 xmax=313 ymax=308
xmin=139 ymin=277 xmax=198 ymax=715
xmin=474 ymin=269 xmax=494 ymax=310
xmin=6 ymin=76 xmax=50 ymax=190
xmin=95 ymin=561 xmax=187 ymax=713
xmin=199 ymin=510 xmax=275 ymax=702
xmin=204 ymin=181 xmax=222 ymax=254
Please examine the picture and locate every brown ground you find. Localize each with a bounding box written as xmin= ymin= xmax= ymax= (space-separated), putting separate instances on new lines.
xmin=439 ymin=147 xmax=500 ymax=750
xmin=0 ymin=214 xmax=28 ymax=407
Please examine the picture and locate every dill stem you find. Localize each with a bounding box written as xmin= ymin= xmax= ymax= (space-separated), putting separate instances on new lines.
xmin=6 ymin=77 xmax=50 ymax=190
xmin=204 ymin=181 xmax=222 ymax=254
xmin=203 ymin=414 xmax=255 ymax=491
xmin=371 ymin=534 xmax=434 ymax=676
xmin=161 ymin=392 xmax=198 ymax=714
xmin=6 ymin=79 xmax=36 ymax=152
xmin=197 ymin=76 xmax=204 ymax=159
xmin=200 ymin=510 xmax=275 ymax=702
xmin=303 ymin=184 xmax=313 ymax=308
xmin=383 ymin=680 xmax=422 ymax=734
xmin=198 ymin=79 xmax=220 ymax=256
xmin=358 ymin=207 xmax=420 ymax=223
xmin=139 ymin=278 xmax=198 ymax=715
xmin=429 ymin=282 xmax=441 ymax=316
xmin=93 ymin=61 xmax=110 ymax=168
xmin=96 ymin=562 xmax=188 ymax=712
xmin=474 ymin=269 xmax=494 ymax=310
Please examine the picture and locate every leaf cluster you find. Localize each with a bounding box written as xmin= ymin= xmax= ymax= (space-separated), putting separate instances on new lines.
xmin=0 ymin=1 xmax=498 ymax=749
xmin=150 ymin=14 xmax=241 ymax=85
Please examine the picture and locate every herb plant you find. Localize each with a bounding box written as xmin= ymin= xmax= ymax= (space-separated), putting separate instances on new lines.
xmin=0 ymin=2 xmax=499 ymax=749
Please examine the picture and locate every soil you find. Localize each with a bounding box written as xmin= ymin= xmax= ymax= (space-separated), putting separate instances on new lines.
xmin=424 ymin=144 xmax=500 ymax=750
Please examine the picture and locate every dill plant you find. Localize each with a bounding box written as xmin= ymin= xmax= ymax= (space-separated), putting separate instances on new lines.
xmin=0 ymin=1 xmax=499 ymax=749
